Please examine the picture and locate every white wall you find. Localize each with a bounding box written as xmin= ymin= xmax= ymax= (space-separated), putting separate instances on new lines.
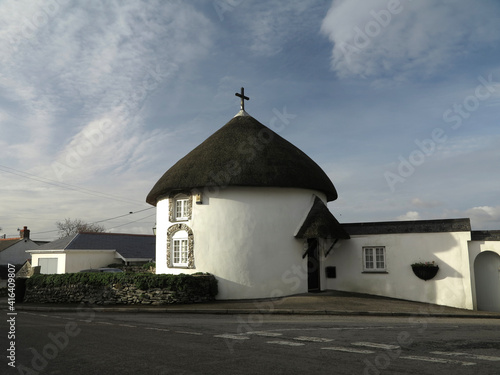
xmin=326 ymin=231 xmax=474 ymax=309
xmin=156 ymin=187 xmax=324 ymax=299
xmin=64 ymin=250 xmax=117 ymax=273
xmin=30 ymin=251 xmax=117 ymax=274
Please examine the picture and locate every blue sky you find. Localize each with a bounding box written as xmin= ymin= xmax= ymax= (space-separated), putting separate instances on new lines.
xmin=1 ymin=0 xmax=499 ymax=240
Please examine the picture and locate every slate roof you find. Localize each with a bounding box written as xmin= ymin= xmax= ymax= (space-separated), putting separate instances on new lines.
xmin=35 ymin=233 xmax=155 ymax=261
xmin=342 ymin=218 xmax=472 ymax=235
xmin=295 ymin=196 xmax=350 ymax=239
xmin=471 ymin=230 xmax=500 ymax=241
xmin=146 ymin=113 xmax=337 ymax=205
xmin=37 ymin=234 xmax=77 ymax=250
xmin=0 ymin=238 xmax=22 ymax=252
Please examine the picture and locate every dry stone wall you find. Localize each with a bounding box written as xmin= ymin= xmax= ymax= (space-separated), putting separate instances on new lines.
xmin=24 ymin=279 xmax=215 ymax=305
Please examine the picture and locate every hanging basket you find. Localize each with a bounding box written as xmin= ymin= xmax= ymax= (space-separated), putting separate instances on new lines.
xmin=411 ymin=265 xmax=439 ymax=281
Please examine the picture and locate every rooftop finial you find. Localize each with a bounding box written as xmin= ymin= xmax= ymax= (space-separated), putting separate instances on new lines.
xmin=235 ymin=87 xmax=249 ymax=111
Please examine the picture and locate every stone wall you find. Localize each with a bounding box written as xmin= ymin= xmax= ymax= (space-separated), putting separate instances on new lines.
xmin=24 ymin=279 xmax=215 ymax=305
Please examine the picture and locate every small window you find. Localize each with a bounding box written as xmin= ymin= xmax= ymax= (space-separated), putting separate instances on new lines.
xmin=175 ymin=197 xmax=189 ymax=220
xmin=172 ymin=231 xmax=188 ymax=267
xmin=363 ymin=247 xmax=386 ymax=272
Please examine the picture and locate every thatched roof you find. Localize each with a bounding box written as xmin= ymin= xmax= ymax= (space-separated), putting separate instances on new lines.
xmin=295 ymin=196 xmax=349 ymax=239
xmin=146 ymin=114 xmax=337 ymax=205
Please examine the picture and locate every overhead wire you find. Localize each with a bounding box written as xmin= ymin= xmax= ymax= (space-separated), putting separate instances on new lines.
xmin=0 ymin=164 xmax=146 ymax=205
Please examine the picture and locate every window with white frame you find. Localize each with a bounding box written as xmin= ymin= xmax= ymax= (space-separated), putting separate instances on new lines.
xmin=363 ymin=247 xmax=386 ymax=272
xmin=172 ymin=231 xmax=189 ymax=267
xmin=174 ymin=196 xmax=189 ymax=220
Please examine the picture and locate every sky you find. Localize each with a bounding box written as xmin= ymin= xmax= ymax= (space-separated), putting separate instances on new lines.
xmin=1 ymin=0 xmax=499 ymax=241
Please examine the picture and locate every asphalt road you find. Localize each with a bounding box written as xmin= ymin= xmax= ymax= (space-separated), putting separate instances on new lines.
xmin=1 ymin=311 xmax=500 ymax=375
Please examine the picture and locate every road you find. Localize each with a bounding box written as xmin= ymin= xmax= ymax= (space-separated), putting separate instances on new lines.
xmin=1 ymin=310 xmax=500 ymax=374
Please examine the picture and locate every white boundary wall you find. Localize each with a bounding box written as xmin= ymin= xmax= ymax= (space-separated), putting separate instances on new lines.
xmin=326 ymin=231 xmax=474 ymax=309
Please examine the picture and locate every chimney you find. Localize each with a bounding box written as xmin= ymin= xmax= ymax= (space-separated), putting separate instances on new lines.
xmin=20 ymin=226 xmax=30 ymax=240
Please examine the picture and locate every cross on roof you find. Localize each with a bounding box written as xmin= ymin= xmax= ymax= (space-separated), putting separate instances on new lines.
xmin=235 ymin=87 xmax=249 ymax=111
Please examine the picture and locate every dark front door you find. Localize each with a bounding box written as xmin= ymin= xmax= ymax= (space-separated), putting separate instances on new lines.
xmin=307 ymin=238 xmax=320 ymax=292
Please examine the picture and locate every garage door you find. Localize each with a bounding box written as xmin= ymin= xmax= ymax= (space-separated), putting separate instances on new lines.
xmin=38 ymin=258 xmax=58 ymax=274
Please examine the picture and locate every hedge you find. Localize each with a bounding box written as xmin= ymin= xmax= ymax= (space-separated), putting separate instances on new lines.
xmin=26 ymin=272 xmax=218 ymax=297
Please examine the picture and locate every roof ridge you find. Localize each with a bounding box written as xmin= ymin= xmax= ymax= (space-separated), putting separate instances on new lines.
xmin=79 ymin=232 xmax=155 ymax=237
xmin=65 ymin=233 xmax=79 ymax=249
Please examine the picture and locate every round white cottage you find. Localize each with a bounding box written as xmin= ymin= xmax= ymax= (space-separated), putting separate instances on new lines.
xmin=146 ymin=109 xmax=348 ymax=299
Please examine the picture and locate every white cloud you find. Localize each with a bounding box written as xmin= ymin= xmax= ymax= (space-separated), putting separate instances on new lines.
xmin=0 ymin=1 xmax=213 ymax=175
xmin=397 ymin=211 xmax=420 ymax=221
xmin=441 ymin=206 xmax=500 ymax=230
xmin=320 ymin=0 xmax=500 ymax=79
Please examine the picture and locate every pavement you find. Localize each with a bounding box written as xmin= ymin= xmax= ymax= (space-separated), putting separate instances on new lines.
xmin=4 ymin=290 xmax=500 ymax=318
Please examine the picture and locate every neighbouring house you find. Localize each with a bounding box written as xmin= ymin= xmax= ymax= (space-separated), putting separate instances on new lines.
xmin=146 ymin=91 xmax=500 ymax=311
xmin=0 ymin=226 xmax=38 ymax=265
xmin=26 ymin=232 xmax=155 ymax=274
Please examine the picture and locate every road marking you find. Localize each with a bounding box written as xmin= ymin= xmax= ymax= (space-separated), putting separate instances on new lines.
xmin=96 ymin=321 xmax=113 ymax=325
xmin=175 ymin=331 xmax=203 ymax=336
xmin=118 ymin=324 xmax=136 ymax=328
xmin=294 ymin=336 xmax=334 ymax=343
xmin=145 ymin=327 xmax=170 ymax=332
xmin=267 ymin=340 xmax=305 ymax=347
xmin=246 ymin=331 xmax=283 ymax=337
xmin=38 ymin=314 xmax=49 ymax=317
xmin=400 ymin=355 xmax=476 ymax=366
xmin=321 ymin=347 xmax=375 ymax=354
xmin=214 ymin=334 xmax=250 ymax=340
xmin=352 ymin=342 xmax=400 ymax=350
xmin=431 ymin=351 xmax=500 ymax=362
xmin=60 ymin=317 xmax=73 ymax=320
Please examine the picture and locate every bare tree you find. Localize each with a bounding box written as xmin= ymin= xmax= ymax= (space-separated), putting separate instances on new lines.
xmin=56 ymin=218 xmax=106 ymax=238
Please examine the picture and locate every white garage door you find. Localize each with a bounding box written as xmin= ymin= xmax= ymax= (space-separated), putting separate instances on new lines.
xmin=38 ymin=258 xmax=58 ymax=274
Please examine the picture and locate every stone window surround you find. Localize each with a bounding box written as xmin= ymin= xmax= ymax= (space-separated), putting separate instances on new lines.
xmin=169 ymin=191 xmax=193 ymax=222
xmin=166 ymin=224 xmax=195 ymax=269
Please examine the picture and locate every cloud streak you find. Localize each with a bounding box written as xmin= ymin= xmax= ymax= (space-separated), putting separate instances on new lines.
xmin=321 ymin=0 xmax=500 ymax=80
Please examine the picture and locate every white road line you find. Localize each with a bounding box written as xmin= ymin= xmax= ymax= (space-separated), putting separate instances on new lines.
xmin=96 ymin=321 xmax=113 ymax=325
xmin=145 ymin=327 xmax=170 ymax=332
xmin=246 ymin=331 xmax=283 ymax=337
xmin=60 ymin=317 xmax=73 ymax=320
xmin=321 ymin=347 xmax=375 ymax=354
xmin=400 ymin=355 xmax=476 ymax=366
xmin=294 ymin=336 xmax=334 ymax=343
xmin=267 ymin=340 xmax=305 ymax=347
xmin=175 ymin=331 xmax=203 ymax=336
xmin=431 ymin=351 xmax=500 ymax=362
xmin=38 ymin=314 xmax=48 ymax=317
xmin=118 ymin=324 xmax=136 ymax=328
xmin=214 ymin=334 xmax=250 ymax=340
xmin=352 ymin=342 xmax=400 ymax=350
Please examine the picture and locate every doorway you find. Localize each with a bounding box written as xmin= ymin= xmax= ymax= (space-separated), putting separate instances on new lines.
xmin=307 ymin=238 xmax=320 ymax=292
xmin=474 ymin=251 xmax=500 ymax=312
